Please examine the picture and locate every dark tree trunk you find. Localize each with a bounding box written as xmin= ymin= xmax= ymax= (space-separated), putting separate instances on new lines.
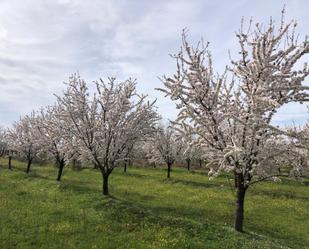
xmin=8 ymin=156 xmax=12 ymax=170
xmin=124 ymin=162 xmax=127 ymax=173
xmin=26 ymin=158 xmax=33 ymax=174
xmin=57 ymin=159 xmax=65 ymax=181
xmin=167 ymin=163 xmax=171 ymax=178
xmin=72 ymin=159 xmax=82 ymax=171
xmin=72 ymin=158 xmax=77 ymax=170
xmin=102 ymin=174 xmax=109 ymax=195
xmin=186 ymin=158 xmax=191 ymax=171
xmin=199 ymin=159 xmax=202 ymax=168
xmin=72 ymin=158 xmax=76 ymax=168
xmin=234 ymin=177 xmax=247 ymax=232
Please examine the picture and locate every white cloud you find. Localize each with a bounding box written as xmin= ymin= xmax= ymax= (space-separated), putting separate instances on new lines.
xmin=0 ymin=0 xmax=309 ymax=127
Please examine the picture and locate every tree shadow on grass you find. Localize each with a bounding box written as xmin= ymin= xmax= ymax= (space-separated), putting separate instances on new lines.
xmin=163 ymin=178 xmax=221 ymax=189
xmin=121 ymin=171 xmax=222 ymax=190
xmin=30 ymin=172 xmax=51 ymax=180
xmin=243 ymin=223 xmax=307 ymax=248
xmin=0 ymin=164 xmax=23 ymax=172
xmin=117 ymin=172 xmax=160 ymax=180
xmin=90 ymin=192 xmax=278 ymax=247
xmin=92 ymin=187 xmax=231 ymax=228
xmin=183 ymin=169 xmax=209 ymax=176
xmin=102 ymin=194 xmax=305 ymax=248
xmin=92 ymin=195 xmax=209 ymax=232
xmin=250 ymin=189 xmax=309 ymax=201
xmin=58 ymin=180 xmax=99 ymax=194
xmin=0 ymin=163 xmax=52 ymax=178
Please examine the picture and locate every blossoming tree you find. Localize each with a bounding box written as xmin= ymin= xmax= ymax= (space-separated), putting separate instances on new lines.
xmin=0 ymin=126 xmax=7 ymax=158
xmin=8 ymin=114 xmax=40 ymax=173
xmin=57 ymin=74 xmax=158 ymax=195
xmin=146 ymin=125 xmax=183 ymax=178
xmin=159 ymin=12 xmax=309 ymax=231
xmin=33 ymin=105 xmax=75 ymax=181
xmin=285 ymin=125 xmax=309 ymax=178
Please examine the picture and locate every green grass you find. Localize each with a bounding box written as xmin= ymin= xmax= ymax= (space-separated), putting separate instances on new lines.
xmin=0 ymin=159 xmax=308 ymax=249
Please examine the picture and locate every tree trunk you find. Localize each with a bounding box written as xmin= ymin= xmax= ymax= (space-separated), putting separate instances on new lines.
xmin=72 ymin=158 xmax=77 ymax=170
xmin=199 ymin=159 xmax=202 ymax=168
xmin=57 ymin=159 xmax=65 ymax=181
xmin=167 ymin=163 xmax=171 ymax=178
xmin=124 ymin=162 xmax=127 ymax=173
xmin=234 ymin=184 xmax=246 ymax=232
xmin=102 ymin=174 xmax=109 ymax=195
xmin=26 ymin=158 xmax=33 ymax=174
xmin=8 ymin=156 xmax=12 ymax=170
xmin=186 ymin=158 xmax=191 ymax=171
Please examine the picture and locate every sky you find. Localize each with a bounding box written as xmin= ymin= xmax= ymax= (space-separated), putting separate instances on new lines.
xmin=0 ymin=0 xmax=309 ymax=127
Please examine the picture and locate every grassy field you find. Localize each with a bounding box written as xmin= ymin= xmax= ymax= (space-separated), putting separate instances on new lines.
xmin=0 ymin=159 xmax=308 ymax=249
